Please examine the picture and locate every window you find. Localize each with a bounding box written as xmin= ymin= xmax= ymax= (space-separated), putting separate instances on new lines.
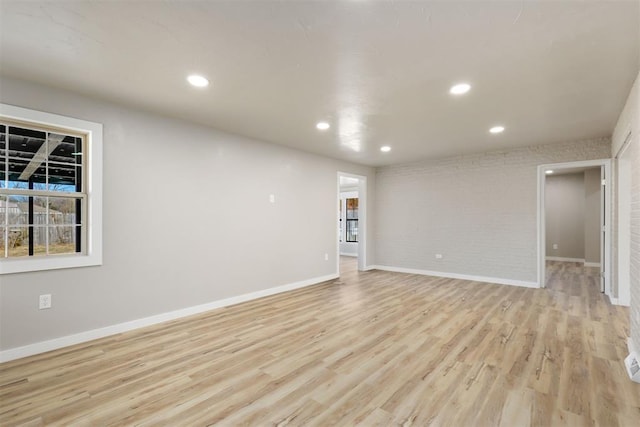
xmin=0 ymin=104 xmax=102 ymax=274
xmin=345 ymin=198 xmax=358 ymax=242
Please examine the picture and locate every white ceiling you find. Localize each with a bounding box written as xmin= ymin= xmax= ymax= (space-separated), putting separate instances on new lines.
xmin=0 ymin=1 xmax=638 ymax=167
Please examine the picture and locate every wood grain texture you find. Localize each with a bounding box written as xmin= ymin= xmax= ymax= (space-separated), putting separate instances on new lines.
xmin=1 ymin=259 xmax=638 ymax=426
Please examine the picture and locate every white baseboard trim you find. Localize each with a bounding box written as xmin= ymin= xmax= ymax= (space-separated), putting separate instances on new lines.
xmin=0 ymin=273 xmax=339 ymax=363
xmin=339 ymin=252 xmax=358 ymax=257
xmin=546 ymin=256 xmax=585 ymax=263
xmin=583 ymin=262 xmax=601 ymax=267
xmin=369 ymin=265 xmax=539 ymax=288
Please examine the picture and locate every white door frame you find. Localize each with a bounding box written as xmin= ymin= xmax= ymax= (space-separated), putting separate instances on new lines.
xmin=537 ymin=159 xmax=612 ymax=295
xmin=337 ymin=172 xmax=367 ymax=272
xmin=615 ymin=132 xmax=633 ymax=306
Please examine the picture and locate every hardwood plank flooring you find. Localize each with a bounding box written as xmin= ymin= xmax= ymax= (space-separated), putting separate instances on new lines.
xmin=1 ymin=259 xmax=638 ymax=426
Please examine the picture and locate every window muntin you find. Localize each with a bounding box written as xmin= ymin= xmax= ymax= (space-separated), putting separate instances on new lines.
xmin=0 ymin=122 xmax=86 ymax=259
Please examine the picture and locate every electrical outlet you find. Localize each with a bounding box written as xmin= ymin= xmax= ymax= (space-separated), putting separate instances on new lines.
xmin=553 ymin=244 xmax=558 ymax=250
xmin=435 ymin=254 xmax=443 ymax=259
xmin=39 ymin=294 xmax=52 ymax=310
xmin=269 ymin=194 xmax=275 ymax=203
xmin=324 ymin=253 xmax=329 ymax=261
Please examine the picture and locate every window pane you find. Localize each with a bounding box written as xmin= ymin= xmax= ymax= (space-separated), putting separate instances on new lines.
xmin=47 ymin=134 xmax=82 ymax=192
xmin=48 ymin=163 xmax=81 ymax=191
xmin=48 ymin=226 xmax=79 ymax=254
xmin=29 ymin=196 xmax=47 ymax=225
xmin=32 ymin=226 xmax=47 ymax=255
xmin=346 ymin=198 xmax=358 ymax=219
xmin=6 ymin=226 xmax=31 ymax=257
xmin=0 ymin=226 xmax=5 ymax=257
xmin=6 ymin=157 xmax=30 ymax=189
xmin=1 ymin=196 xmax=27 ymax=225
xmin=0 ymin=123 xmax=5 ymax=149
xmin=49 ymin=135 xmax=81 ymax=165
xmin=8 ymin=126 xmax=47 ymax=189
xmin=0 ymin=161 xmax=5 ymax=189
xmin=47 ymin=197 xmax=81 ymax=225
xmin=0 ymin=195 xmax=6 ymax=226
xmin=8 ymin=126 xmax=46 ymax=153
xmin=346 ymin=220 xmax=358 ymax=242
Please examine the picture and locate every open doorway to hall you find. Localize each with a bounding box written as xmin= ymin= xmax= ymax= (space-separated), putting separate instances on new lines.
xmin=544 ymin=166 xmax=603 ymax=293
xmin=538 ymin=159 xmax=611 ymax=300
xmin=339 ymin=187 xmax=359 ymax=258
xmin=545 ymin=167 xmax=602 ymax=267
xmin=337 ymin=172 xmax=367 ymax=276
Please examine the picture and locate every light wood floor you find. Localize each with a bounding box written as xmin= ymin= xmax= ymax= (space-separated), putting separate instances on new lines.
xmin=1 ymin=259 xmax=638 ymax=426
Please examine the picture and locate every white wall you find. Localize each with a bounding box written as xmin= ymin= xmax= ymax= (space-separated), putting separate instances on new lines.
xmin=375 ymin=138 xmax=611 ymax=284
xmin=612 ymin=71 xmax=639 ymax=350
xmin=0 ymin=77 xmax=375 ymax=353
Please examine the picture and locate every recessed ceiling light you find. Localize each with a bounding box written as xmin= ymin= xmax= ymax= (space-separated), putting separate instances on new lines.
xmin=449 ymin=83 xmax=471 ymax=95
xmin=187 ymin=74 xmax=209 ymax=88
xmin=316 ymin=122 xmax=330 ymax=130
xmin=546 ymin=170 xmax=554 ymax=175
xmin=489 ymin=126 xmax=505 ymax=134
xmin=380 ymin=146 xmax=391 ymax=152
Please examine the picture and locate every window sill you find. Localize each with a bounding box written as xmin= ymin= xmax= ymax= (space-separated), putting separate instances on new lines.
xmin=0 ymin=252 xmax=102 ymax=274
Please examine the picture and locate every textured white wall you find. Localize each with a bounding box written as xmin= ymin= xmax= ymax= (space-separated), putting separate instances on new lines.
xmin=545 ymin=173 xmax=586 ymax=260
xmin=0 ymin=77 xmax=375 ymax=351
xmin=612 ymin=71 xmax=640 ymax=350
xmin=375 ymin=138 xmax=611 ymax=283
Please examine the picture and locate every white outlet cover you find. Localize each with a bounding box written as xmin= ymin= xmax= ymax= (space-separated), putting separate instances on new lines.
xmin=269 ymin=194 xmax=275 ymax=203
xmin=39 ymin=294 xmax=52 ymax=309
xmin=624 ymin=352 xmax=640 ymax=383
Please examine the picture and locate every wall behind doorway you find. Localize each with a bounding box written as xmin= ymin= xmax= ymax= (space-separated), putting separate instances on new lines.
xmin=584 ymin=168 xmax=602 ymax=266
xmin=545 ymin=168 xmax=601 ymax=265
xmin=545 ymin=173 xmax=586 ymax=260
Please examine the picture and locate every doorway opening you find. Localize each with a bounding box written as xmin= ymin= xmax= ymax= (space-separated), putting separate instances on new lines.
xmin=538 ymin=159 xmax=611 ymax=297
xmin=337 ymin=172 xmax=367 ymax=275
